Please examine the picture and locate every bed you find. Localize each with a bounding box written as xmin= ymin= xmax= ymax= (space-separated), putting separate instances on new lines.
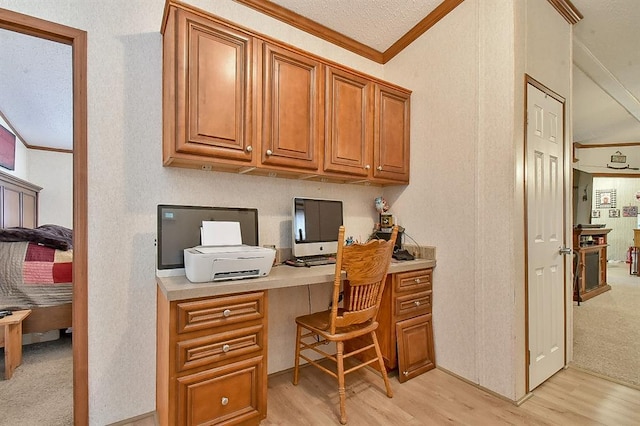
xmin=0 ymin=170 xmax=73 ymax=342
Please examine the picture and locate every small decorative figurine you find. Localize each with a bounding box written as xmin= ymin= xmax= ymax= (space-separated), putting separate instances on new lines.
xmin=374 ymin=196 xmax=389 ymax=214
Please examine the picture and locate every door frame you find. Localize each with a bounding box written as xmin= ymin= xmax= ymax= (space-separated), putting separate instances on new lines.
xmin=523 ymin=74 xmax=568 ymax=392
xmin=0 ymin=8 xmax=88 ymax=425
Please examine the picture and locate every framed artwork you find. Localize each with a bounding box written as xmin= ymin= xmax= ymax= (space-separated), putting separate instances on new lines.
xmin=609 ymin=209 xmax=620 ymax=218
xmin=623 ymin=206 xmax=638 ymax=217
xmin=595 ymin=189 xmax=616 ymax=208
xmin=591 ymin=210 xmax=600 ymax=218
xmin=0 ymin=123 xmax=16 ymax=171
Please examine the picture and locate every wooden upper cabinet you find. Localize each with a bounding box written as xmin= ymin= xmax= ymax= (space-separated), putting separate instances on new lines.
xmin=324 ymin=67 xmax=373 ymax=177
xmin=374 ymin=84 xmax=411 ymax=183
xmin=163 ymin=6 xmax=254 ymax=165
xmin=259 ymin=42 xmax=322 ymax=171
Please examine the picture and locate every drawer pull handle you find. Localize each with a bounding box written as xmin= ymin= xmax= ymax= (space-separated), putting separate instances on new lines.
xmin=377 ymin=165 xmax=383 ymax=171
xmin=414 ymin=301 xmax=421 ymax=307
xmin=415 ymin=278 xmax=421 ymax=283
xmin=222 ymin=344 xmax=230 ymax=353
xmin=246 ymin=145 xmax=253 ymax=152
xmin=223 ymin=309 xmax=231 ymax=317
xmin=266 ymin=149 xmax=273 ymax=156
xmin=365 ymin=164 xmax=370 ymax=170
xmin=221 ymin=397 xmax=229 ymax=406
xmin=403 ymin=371 xmax=409 ymax=376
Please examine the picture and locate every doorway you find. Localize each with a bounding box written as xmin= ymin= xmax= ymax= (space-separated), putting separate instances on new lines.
xmin=525 ymin=76 xmax=567 ymax=391
xmin=0 ymin=8 xmax=87 ymax=425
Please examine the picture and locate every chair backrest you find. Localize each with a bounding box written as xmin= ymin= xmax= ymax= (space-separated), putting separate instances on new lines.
xmin=329 ymin=226 xmax=398 ymax=334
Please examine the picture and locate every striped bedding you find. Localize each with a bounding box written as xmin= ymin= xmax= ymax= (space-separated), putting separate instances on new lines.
xmin=0 ymin=241 xmax=72 ymax=309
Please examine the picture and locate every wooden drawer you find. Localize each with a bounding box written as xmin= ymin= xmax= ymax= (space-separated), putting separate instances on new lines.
xmin=176 ymin=324 xmax=265 ymax=372
xmin=176 ymin=355 xmax=265 ymax=426
xmin=175 ymin=291 xmax=265 ymax=334
xmin=395 ymin=290 xmax=432 ymax=320
xmin=394 ymin=269 xmax=431 ymax=293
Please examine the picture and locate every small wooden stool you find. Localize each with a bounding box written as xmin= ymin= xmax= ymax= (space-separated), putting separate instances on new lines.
xmin=1 ymin=309 xmax=31 ymax=379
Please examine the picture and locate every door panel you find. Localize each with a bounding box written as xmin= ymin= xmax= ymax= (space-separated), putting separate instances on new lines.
xmin=527 ymin=83 xmax=566 ymax=390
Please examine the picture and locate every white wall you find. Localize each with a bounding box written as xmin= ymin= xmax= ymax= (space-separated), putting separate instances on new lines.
xmin=27 ymin=150 xmax=73 ymax=228
xmin=384 ymin=0 xmax=572 ymax=401
xmin=0 ymin=1 xmax=385 ymax=424
xmin=591 ymin=176 xmax=640 ymax=260
xmin=0 ymin=0 xmax=573 ymax=422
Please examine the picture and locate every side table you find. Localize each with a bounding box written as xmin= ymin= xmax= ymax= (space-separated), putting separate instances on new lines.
xmin=1 ymin=309 xmax=32 ymax=379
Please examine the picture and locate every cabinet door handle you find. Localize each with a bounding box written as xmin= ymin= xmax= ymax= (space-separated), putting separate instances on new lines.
xmin=266 ymin=149 xmax=273 ymax=156
xmin=222 ymin=344 xmax=230 ymax=353
xmin=403 ymin=371 xmax=409 ymax=376
xmin=364 ymin=164 xmax=370 ymax=170
xmin=221 ymin=397 xmax=229 ymax=406
xmin=223 ymin=309 xmax=231 ymax=317
xmin=414 ymin=300 xmax=421 ymax=307
xmin=377 ymin=165 xmax=383 ymax=171
xmin=246 ymin=145 xmax=253 ymax=152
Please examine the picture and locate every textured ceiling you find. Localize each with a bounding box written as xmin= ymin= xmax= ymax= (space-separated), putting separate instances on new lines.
xmin=268 ymin=0 xmax=443 ymax=52
xmin=0 ymin=0 xmax=638 ymax=152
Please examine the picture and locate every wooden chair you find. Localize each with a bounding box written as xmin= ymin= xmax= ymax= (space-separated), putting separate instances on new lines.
xmin=293 ymin=226 xmax=398 ymax=424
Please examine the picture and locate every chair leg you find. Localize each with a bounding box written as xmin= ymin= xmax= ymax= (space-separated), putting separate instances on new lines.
xmin=293 ymin=324 xmax=302 ymax=385
xmin=371 ymin=331 xmax=393 ymax=398
xmin=336 ymin=340 xmax=347 ymax=425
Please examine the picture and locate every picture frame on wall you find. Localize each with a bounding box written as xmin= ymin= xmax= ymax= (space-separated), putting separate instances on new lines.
xmin=0 ymin=123 xmax=16 ymax=171
xmin=609 ymin=209 xmax=620 ymax=218
xmin=591 ymin=210 xmax=600 ymax=218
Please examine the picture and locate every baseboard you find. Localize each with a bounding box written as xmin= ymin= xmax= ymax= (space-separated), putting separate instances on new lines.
xmin=436 ymin=366 xmax=529 ymax=406
xmin=107 ymin=411 xmax=157 ymax=425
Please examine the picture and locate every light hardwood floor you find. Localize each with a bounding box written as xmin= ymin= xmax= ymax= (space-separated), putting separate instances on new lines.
xmin=126 ymin=366 xmax=640 ymax=425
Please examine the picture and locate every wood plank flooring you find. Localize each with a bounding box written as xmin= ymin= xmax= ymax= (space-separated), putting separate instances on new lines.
xmin=262 ymin=366 xmax=640 ymax=425
xmin=125 ymin=365 xmax=640 ymax=425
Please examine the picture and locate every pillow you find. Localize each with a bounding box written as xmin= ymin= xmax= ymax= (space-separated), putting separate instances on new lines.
xmin=0 ymin=224 xmax=73 ymax=250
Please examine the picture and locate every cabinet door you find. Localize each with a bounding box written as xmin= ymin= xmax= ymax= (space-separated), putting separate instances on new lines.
xmin=373 ymin=84 xmax=410 ymax=183
xmin=168 ymin=8 xmax=254 ymax=163
xmin=176 ymin=356 xmax=265 ymax=426
xmin=260 ymin=43 xmax=322 ymax=170
xmin=324 ymin=67 xmax=372 ymax=177
xmin=396 ymin=314 xmax=435 ymax=383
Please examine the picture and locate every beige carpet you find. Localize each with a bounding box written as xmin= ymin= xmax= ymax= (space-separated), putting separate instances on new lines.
xmin=572 ymin=263 xmax=640 ymax=388
xmin=0 ymin=334 xmax=73 ymax=425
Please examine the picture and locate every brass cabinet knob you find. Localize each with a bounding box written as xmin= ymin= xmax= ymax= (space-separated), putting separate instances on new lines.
xmin=266 ymin=149 xmax=273 ymax=156
xmin=415 ymin=278 xmax=421 ymax=283
xmin=221 ymin=397 xmax=229 ymax=406
xmin=222 ymin=344 xmax=230 ymax=353
xmin=377 ymin=165 xmax=383 ymax=171
xmin=365 ymin=164 xmax=371 ymax=170
xmin=414 ymin=300 xmax=421 ymax=307
xmin=223 ymin=309 xmax=231 ymax=317
xmin=246 ymin=145 xmax=253 ymax=152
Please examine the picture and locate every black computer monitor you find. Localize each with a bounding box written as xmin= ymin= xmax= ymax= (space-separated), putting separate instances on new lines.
xmin=157 ymin=204 xmax=259 ymax=271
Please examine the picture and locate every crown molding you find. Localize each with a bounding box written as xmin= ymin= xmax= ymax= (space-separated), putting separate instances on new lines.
xmin=547 ymin=0 xmax=583 ymax=25
xmin=234 ymin=0 xmax=464 ymax=64
xmin=574 ymin=142 xmax=640 ymax=148
xmin=233 ymin=0 xmax=383 ymax=63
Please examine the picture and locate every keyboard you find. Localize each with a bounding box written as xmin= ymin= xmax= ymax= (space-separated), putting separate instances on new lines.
xmin=300 ymin=256 xmax=336 ymax=266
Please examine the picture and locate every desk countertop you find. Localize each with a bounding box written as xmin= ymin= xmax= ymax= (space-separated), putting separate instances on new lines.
xmin=157 ymin=258 xmax=436 ymax=301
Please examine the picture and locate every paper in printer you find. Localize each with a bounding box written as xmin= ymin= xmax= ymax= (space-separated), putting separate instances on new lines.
xmin=184 ymin=221 xmax=275 ymax=283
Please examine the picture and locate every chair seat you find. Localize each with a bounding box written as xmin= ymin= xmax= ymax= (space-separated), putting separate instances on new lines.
xmin=295 ymin=310 xmax=378 ymax=341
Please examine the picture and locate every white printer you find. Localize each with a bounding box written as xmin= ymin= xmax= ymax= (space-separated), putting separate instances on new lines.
xmin=184 ymin=245 xmax=275 ymax=283
xmin=182 ymin=220 xmax=275 ymax=283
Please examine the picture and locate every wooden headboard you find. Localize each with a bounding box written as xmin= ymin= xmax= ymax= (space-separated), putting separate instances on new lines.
xmin=0 ymin=169 xmax=41 ymax=228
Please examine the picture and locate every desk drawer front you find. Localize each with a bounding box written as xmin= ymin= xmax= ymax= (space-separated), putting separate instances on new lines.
xmin=394 ymin=269 xmax=432 ymax=293
xmin=177 ymin=355 xmax=265 ymax=426
xmin=395 ymin=290 xmax=432 ymax=320
xmin=176 ymin=291 xmax=265 ymax=334
xmin=177 ymin=324 xmax=265 ymax=372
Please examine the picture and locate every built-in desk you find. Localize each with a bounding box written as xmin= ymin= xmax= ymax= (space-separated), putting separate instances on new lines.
xmin=156 ymin=258 xmax=435 ymax=426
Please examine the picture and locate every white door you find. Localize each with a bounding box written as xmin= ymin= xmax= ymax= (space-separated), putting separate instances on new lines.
xmin=526 ymin=82 xmax=566 ymax=390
